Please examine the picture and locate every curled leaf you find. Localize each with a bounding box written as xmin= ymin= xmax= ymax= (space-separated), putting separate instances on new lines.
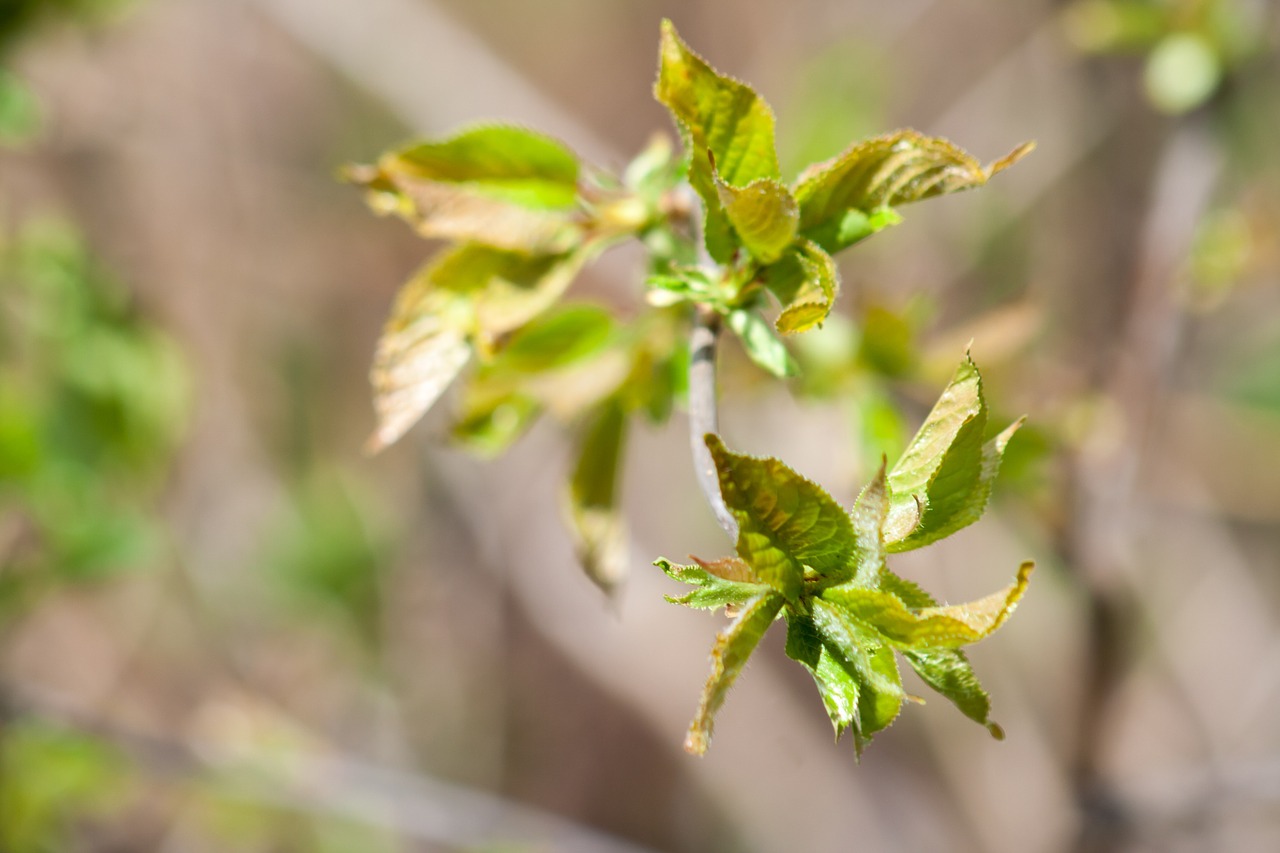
xmin=715 ymin=176 xmax=799 ymax=264
xmin=794 ymin=130 xmax=1033 ymax=254
xmin=654 ymin=557 xmax=767 ymax=611
xmin=685 ymin=593 xmax=784 ymax=754
xmin=761 ymin=239 xmax=841 ymax=335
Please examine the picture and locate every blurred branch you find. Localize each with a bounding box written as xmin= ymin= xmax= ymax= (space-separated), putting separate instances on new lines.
xmin=4 ymin=684 xmax=659 ymax=853
xmin=255 ymin=0 xmax=616 ymax=163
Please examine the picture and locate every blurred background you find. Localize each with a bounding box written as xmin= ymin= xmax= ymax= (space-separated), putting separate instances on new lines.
xmin=2 ymin=0 xmax=1280 ymax=851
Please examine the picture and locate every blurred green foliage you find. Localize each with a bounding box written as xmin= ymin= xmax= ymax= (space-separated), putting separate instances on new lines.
xmin=0 ymin=221 xmax=187 ymax=619
xmin=1064 ymin=0 xmax=1267 ymax=113
xmin=0 ymin=720 xmax=131 ymax=853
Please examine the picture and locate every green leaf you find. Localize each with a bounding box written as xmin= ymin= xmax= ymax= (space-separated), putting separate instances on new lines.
xmin=715 ymin=176 xmax=799 ymax=264
xmin=822 ymin=560 xmax=1033 ymax=650
xmin=879 ymin=569 xmax=1003 ymax=735
xmin=654 ymin=20 xmax=780 ymax=188
xmin=346 ymin=124 xmax=583 ymax=253
xmin=794 ymin=130 xmax=1033 ymax=254
xmin=565 ymin=399 xmax=629 ymax=593
xmin=655 ymin=557 xmax=769 ymax=611
xmin=761 ymin=239 xmax=841 ymax=335
xmin=785 ymin=611 xmax=859 ymax=738
xmin=810 ymin=598 xmax=904 ymax=748
xmin=726 ymin=308 xmax=798 ymax=379
xmin=886 ymin=353 xmax=1022 ymax=551
xmin=904 ymin=649 xmax=1002 ymax=739
xmin=366 ymin=268 xmax=472 ymax=453
xmin=450 ymin=392 xmax=540 ymax=457
xmin=705 ymin=435 xmax=853 ymax=602
xmin=486 ymin=303 xmax=615 ymax=375
xmin=655 ymin=19 xmax=781 ymax=262
xmin=847 ymin=464 xmax=888 ymax=588
xmin=684 ymin=592 xmax=784 ymax=755
xmin=367 ymin=245 xmax=588 ymax=452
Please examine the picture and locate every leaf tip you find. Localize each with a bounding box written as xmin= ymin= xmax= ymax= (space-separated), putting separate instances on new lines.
xmin=988 ymin=141 xmax=1036 ymax=177
xmin=683 ymin=729 xmax=709 ymax=755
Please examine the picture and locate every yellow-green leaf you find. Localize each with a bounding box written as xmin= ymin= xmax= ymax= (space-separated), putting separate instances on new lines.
xmin=822 ymin=560 xmax=1033 ymax=650
xmin=655 ymin=557 xmax=768 ymax=611
xmin=706 ymin=434 xmax=853 ymax=602
xmin=346 ymin=124 xmax=584 ymax=253
xmin=655 ymin=20 xmax=781 ymax=262
xmin=565 ymin=399 xmax=629 ymax=593
xmin=794 ymin=130 xmax=1032 ymax=254
xmin=810 ymin=598 xmax=904 ymax=748
xmin=684 ymin=592 xmax=784 ymax=755
xmin=762 ymin=239 xmax=841 ymax=335
xmin=715 ymin=176 xmax=799 ymax=264
xmin=367 ymin=245 xmax=588 ymax=451
xmin=886 ymin=353 xmax=1022 ymax=551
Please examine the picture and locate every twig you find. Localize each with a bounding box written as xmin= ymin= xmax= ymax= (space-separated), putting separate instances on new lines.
xmin=688 ymin=304 xmax=738 ymax=540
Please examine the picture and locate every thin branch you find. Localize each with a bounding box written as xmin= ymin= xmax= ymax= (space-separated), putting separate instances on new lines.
xmin=689 ymin=304 xmax=738 ymax=540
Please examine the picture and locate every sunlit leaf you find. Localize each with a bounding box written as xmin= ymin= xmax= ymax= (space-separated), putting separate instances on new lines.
xmin=684 ymin=592 xmax=784 ymax=754
xmin=706 ymin=434 xmax=853 ymax=601
xmin=811 ymin=598 xmax=904 ymax=749
xmin=846 ymin=463 xmax=888 ymax=588
xmin=904 ymin=649 xmax=1003 ymax=739
xmin=655 ymin=19 xmax=781 ymax=262
xmin=450 ymin=392 xmax=540 ymax=457
xmin=761 ymin=239 xmax=841 ymax=334
xmin=346 ymin=124 xmax=584 ymax=253
xmin=368 ymin=245 xmax=589 ymax=451
xmin=565 ymin=399 xmax=629 ymax=593
xmin=486 ymin=303 xmax=615 ymax=375
xmin=715 ymin=176 xmax=799 ymax=264
xmin=785 ymin=611 xmax=859 ymax=737
xmin=886 ymin=353 xmax=1022 ymax=551
xmin=655 ymin=557 xmax=768 ymax=611
xmin=726 ymin=308 xmax=798 ymax=378
xmin=794 ymin=130 xmax=1032 ymax=254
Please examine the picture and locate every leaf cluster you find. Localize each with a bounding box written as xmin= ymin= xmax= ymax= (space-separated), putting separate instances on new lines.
xmin=347 ymin=20 xmax=1031 ymax=596
xmin=658 ymin=354 xmax=1032 ymax=755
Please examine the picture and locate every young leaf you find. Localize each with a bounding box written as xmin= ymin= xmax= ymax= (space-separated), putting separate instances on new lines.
xmin=760 ymin=239 xmax=841 ymax=334
xmin=886 ymin=353 xmax=1022 ymax=551
xmin=655 ymin=19 xmax=781 ymax=262
xmin=655 ymin=557 xmax=768 ymax=611
xmin=367 ymin=245 xmax=589 ymax=451
xmin=654 ymin=20 xmax=780 ymax=189
xmin=903 ymin=649 xmax=1003 ymax=739
xmin=880 ymin=568 xmax=1003 ymax=737
xmin=785 ymin=611 xmax=859 ymax=737
xmin=366 ymin=261 xmax=474 ymax=452
xmin=705 ymin=434 xmax=854 ymax=602
xmin=347 ymin=125 xmax=585 ymax=253
xmin=794 ymin=130 xmax=1033 ymax=254
xmin=685 ymin=592 xmax=785 ymax=755
xmin=565 ymin=399 xmax=629 ymax=593
xmin=726 ymin=308 xmax=798 ymax=379
xmin=810 ymin=598 xmax=905 ymax=747
xmin=847 ymin=463 xmax=888 ymax=588
xmin=715 ymin=177 xmax=799 ymax=264
xmin=450 ymin=392 xmax=540 ymax=457
xmin=486 ymin=303 xmax=615 ymax=375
